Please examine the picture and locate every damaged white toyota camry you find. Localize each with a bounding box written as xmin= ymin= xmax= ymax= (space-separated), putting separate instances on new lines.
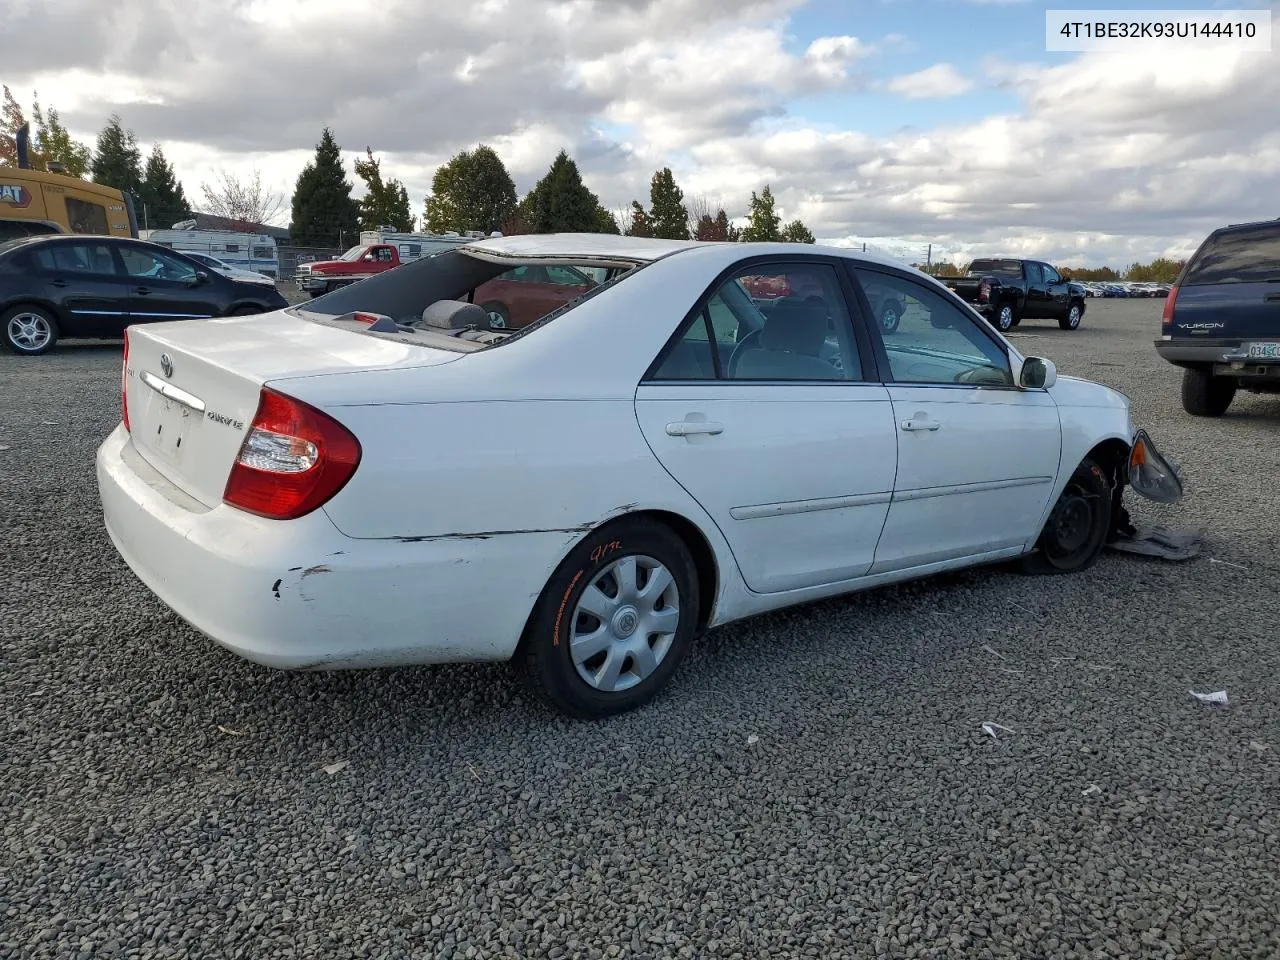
xmin=96 ymin=234 xmax=1183 ymax=718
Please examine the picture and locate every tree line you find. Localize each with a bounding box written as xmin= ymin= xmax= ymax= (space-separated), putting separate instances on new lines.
xmin=1 ymin=84 xmax=816 ymax=248
xmin=921 ymin=257 xmax=1186 ymax=284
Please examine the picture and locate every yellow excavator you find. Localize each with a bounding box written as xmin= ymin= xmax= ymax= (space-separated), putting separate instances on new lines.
xmin=1 ymin=122 xmax=138 ymax=242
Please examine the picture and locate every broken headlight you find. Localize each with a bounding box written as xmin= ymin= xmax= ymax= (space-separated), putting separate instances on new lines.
xmin=1129 ymin=429 xmax=1183 ymax=504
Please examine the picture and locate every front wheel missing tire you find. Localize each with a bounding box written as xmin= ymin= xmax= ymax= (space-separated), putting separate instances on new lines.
xmin=1019 ymin=457 xmax=1112 ymax=575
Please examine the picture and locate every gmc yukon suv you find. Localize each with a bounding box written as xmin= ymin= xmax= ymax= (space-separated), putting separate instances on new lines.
xmin=1157 ymin=219 xmax=1280 ymax=417
xmin=943 ymin=258 xmax=1087 ymax=333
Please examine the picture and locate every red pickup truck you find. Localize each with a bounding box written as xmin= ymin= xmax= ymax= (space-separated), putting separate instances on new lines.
xmin=294 ymin=243 xmax=406 ymax=297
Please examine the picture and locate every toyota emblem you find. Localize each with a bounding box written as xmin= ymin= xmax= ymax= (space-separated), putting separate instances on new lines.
xmin=160 ymin=353 xmax=174 ymax=378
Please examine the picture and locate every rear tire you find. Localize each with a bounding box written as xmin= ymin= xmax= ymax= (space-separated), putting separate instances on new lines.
xmin=992 ymin=302 xmax=1016 ymax=332
xmin=520 ymin=518 xmax=699 ymax=719
xmin=1018 ymin=457 xmax=1111 ymax=575
xmin=1181 ymin=368 xmax=1236 ymax=417
xmin=879 ymin=300 xmax=902 ymax=334
xmin=3 ymin=304 xmax=59 ymax=355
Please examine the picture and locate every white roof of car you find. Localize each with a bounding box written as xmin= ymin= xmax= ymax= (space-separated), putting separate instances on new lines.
xmin=458 ymin=232 xmax=921 ymax=276
xmin=460 ymin=232 xmax=705 ymax=265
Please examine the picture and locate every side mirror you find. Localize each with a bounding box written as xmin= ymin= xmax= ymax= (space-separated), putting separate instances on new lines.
xmin=1017 ymin=355 xmax=1057 ymax=389
xmin=187 ymin=270 xmax=209 ymax=286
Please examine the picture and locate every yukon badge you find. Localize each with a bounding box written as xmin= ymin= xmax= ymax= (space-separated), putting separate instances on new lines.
xmin=160 ymin=353 xmax=174 ymax=378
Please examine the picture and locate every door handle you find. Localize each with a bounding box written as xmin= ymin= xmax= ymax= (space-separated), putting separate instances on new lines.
xmin=50 ymin=279 xmax=68 ymax=288
xmin=135 ymin=286 xmax=152 ymax=295
xmin=666 ymin=420 xmax=724 ymax=437
xmin=900 ymin=417 xmax=941 ymax=432
xmin=1264 ymin=293 xmax=1280 ymax=303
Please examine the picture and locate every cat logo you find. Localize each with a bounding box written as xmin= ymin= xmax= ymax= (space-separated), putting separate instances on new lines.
xmin=0 ymin=184 xmax=33 ymax=208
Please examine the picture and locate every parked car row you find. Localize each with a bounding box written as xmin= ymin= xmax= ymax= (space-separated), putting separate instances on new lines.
xmin=1079 ymin=281 xmax=1172 ymax=298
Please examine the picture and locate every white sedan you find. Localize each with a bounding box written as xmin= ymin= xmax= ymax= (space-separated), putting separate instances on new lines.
xmin=179 ymin=251 xmax=277 ymax=286
xmin=96 ymin=234 xmax=1183 ymax=718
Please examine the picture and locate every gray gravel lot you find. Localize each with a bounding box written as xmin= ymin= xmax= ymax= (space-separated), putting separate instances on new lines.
xmin=2 ymin=297 xmax=1278 ymax=959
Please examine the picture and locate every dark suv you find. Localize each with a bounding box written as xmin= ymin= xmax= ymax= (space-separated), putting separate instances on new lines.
xmin=1156 ymin=219 xmax=1280 ymax=416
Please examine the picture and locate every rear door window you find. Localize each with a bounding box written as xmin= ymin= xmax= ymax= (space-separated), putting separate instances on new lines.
xmin=1183 ymin=226 xmax=1280 ymax=285
xmin=32 ymin=242 xmax=120 ymax=275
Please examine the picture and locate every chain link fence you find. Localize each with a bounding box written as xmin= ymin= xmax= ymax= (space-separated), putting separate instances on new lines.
xmin=276 ymin=245 xmax=347 ymax=281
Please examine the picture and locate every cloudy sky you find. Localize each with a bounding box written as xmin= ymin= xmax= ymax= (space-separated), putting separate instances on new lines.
xmin=3 ymin=0 xmax=1277 ymax=266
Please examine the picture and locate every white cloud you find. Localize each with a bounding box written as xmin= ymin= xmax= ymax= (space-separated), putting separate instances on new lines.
xmin=885 ymin=63 xmax=975 ymax=99
xmin=3 ymin=0 xmax=1277 ymax=265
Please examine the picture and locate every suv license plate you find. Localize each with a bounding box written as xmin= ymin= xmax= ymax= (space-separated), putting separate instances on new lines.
xmin=1246 ymin=342 xmax=1280 ymax=360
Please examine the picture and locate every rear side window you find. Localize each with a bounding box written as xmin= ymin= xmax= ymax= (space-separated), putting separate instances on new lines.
xmin=65 ymin=198 xmax=109 ymax=235
xmin=1183 ymin=226 xmax=1280 ymax=285
xmin=32 ymin=243 xmax=119 ymax=275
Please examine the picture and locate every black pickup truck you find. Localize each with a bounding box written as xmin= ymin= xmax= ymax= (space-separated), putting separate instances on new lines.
xmin=943 ymin=258 xmax=1087 ymax=333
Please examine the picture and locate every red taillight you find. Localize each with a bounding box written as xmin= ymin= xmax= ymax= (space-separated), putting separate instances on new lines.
xmin=978 ymin=279 xmax=992 ymax=303
xmin=1161 ymin=284 xmax=1179 ymax=328
xmin=222 ymin=388 xmax=361 ymax=521
xmin=121 ymin=328 xmax=131 ymax=432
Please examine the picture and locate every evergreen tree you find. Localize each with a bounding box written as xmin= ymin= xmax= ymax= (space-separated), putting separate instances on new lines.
xmin=781 ymin=219 xmax=816 ymax=244
xmin=695 ymin=207 xmax=736 ymax=241
xmin=0 ymin=85 xmax=25 ymax=166
xmin=625 ymin=200 xmax=654 ymax=237
xmin=424 ymin=144 xmax=517 ymax=234
xmin=595 ymin=204 xmax=620 ymax=234
xmin=648 ymin=167 xmax=689 ymax=240
xmin=741 ymin=185 xmax=782 ymax=242
xmin=289 ymin=127 xmax=359 ymax=247
xmin=31 ymin=96 xmax=90 ymax=177
xmin=354 ymin=148 xmax=414 ymax=232
xmin=90 ymin=114 xmax=143 ymax=193
xmin=719 ymin=210 xmax=742 ymax=242
xmin=137 ymin=145 xmax=191 ymax=229
xmin=524 ymin=150 xmax=614 ymax=233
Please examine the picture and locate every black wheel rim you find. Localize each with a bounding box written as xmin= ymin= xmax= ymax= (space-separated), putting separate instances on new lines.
xmin=1041 ymin=481 xmax=1103 ymax=567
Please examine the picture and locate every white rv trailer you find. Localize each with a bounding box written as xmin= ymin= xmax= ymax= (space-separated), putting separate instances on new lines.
xmin=141 ymin=221 xmax=280 ymax=277
xmin=357 ymin=227 xmax=500 ymax=264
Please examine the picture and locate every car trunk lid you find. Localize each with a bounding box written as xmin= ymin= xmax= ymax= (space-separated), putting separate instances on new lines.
xmin=123 ymin=310 xmax=465 ymax=508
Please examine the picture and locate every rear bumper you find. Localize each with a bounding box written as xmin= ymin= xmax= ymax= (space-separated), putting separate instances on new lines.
xmin=1155 ymin=338 xmax=1280 ymax=377
xmin=95 ymin=425 xmax=556 ymax=670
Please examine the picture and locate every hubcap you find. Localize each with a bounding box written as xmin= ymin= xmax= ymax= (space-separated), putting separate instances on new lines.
xmin=487 ymin=310 xmax=506 ymax=329
xmin=1069 ymin=307 xmax=1080 ymax=327
xmin=8 ymin=313 xmax=51 ymax=351
xmin=882 ymin=308 xmax=898 ymax=331
xmin=999 ymin=307 xmax=1013 ymax=330
xmin=569 ymin=554 xmax=680 ymax=693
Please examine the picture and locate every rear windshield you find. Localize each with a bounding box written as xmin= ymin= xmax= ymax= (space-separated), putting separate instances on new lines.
xmin=967 ymin=259 xmax=1023 ymax=278
xmin=1183 ymin=225 xmax=1280 ymax=285
xmin=294 ymin=248 xmax=635 ymax=350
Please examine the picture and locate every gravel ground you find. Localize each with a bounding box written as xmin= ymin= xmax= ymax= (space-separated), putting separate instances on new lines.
xmin=2 ymin=297 xmax=1278 ymax=959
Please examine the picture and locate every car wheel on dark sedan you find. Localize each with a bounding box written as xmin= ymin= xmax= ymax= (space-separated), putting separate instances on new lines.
xmin=520 ymin=517 xmax=699 ymax=719
xmin=3 ymin=304 xmax=60 ymax=356
xmin=1019 ymin=458 xmax=1111 ymax=575
xmin=1059 ymin=303 xmax=1083 ymax=331
xmin=1181 ymin=368 xmax=1236 ymax=417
